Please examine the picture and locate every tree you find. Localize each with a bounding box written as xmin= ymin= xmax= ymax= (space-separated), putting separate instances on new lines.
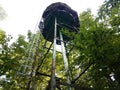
xmin=69 ymin=1 xmax=120 ymax=89
xmin=98 ymin=0 xmax=120 ymax=33
xmin=0 ymin=0 xmax=120 ymax=90
xmin=0 ymin=29 xmax=15 ymax=89
xmin=0 ymin=5 xmax=6 ymax=21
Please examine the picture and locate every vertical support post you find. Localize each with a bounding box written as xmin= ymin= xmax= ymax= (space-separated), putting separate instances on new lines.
xmin=51 ymin=18 xmax=57 ymax=90
xmin=59 ymin=31 xmax=71 ymax=90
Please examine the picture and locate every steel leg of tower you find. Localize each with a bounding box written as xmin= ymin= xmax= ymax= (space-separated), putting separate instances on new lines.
xmin=60 ymin=31 xmax=71 ymax=90
xmin=51 ymin=18 xmax=71 ymax=90
xmin=51 ymin=18 xmax=57 ymax=90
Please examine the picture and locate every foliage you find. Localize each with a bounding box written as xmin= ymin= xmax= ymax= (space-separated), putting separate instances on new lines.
xmin=0 ymin=0 xmax=120 ymax=90
xmin=69 ymin=1 xmax=120 ymax=89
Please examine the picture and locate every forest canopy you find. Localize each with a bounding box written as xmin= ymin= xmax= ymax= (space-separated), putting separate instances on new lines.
xmin=0 ymin=0 xmax=120 ymax=90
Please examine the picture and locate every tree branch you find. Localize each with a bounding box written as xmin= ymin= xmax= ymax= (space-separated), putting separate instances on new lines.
xmin=71 ymin=62 xmax=93 ymax=84
xmin=36 ymin=72 xmax=51 ymax=77
xmin=36 ymin=72 xmax=92 ymax=90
